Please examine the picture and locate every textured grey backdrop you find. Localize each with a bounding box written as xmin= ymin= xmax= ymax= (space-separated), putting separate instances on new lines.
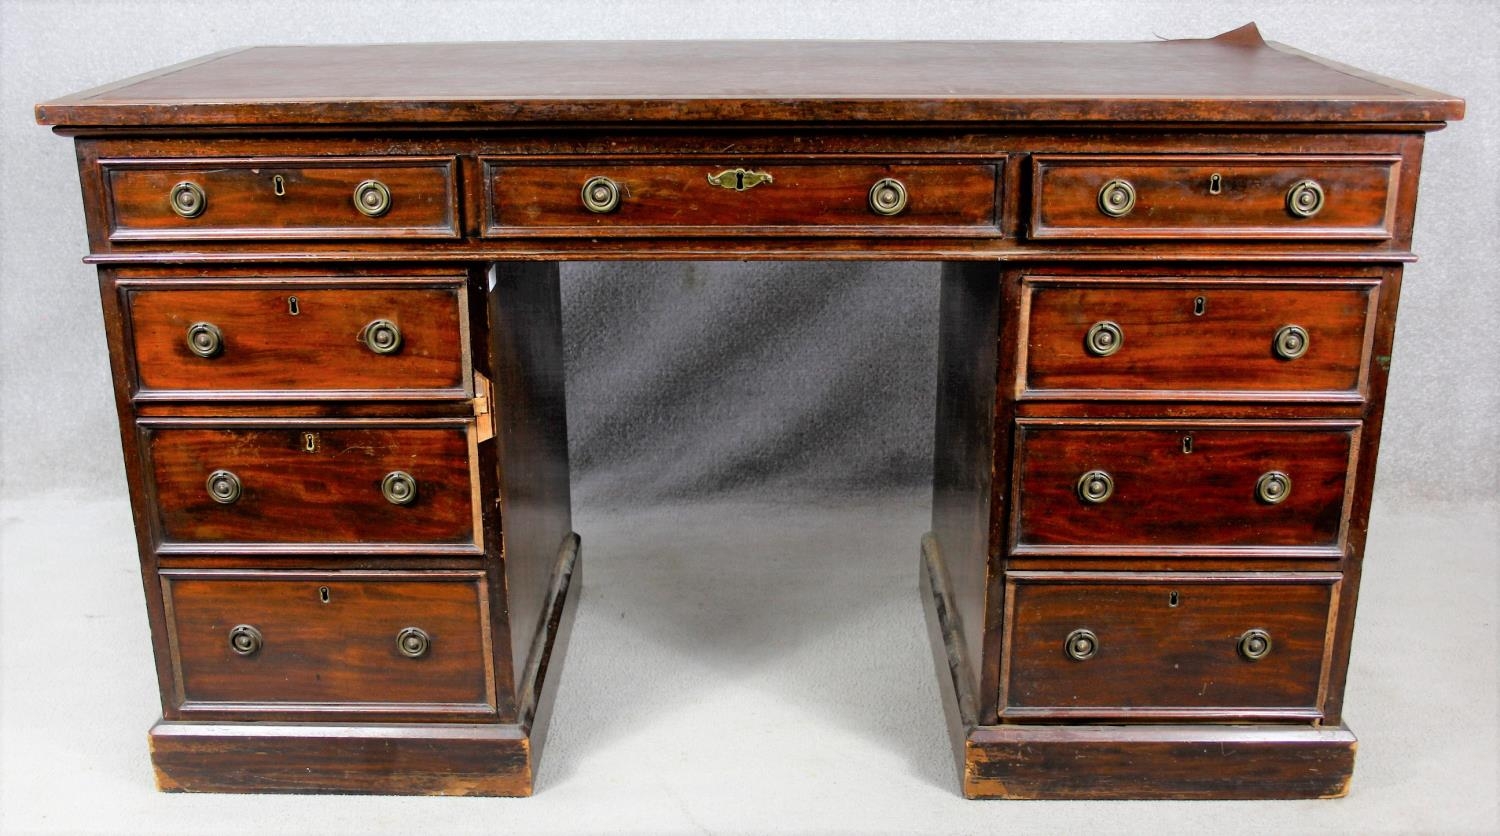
xmin=2 ymin=0 xmax=1495 ymax=505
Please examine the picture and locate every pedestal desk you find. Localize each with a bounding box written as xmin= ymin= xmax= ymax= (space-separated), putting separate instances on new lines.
xmin=36 ymin=25 xmax=1463 ymax=798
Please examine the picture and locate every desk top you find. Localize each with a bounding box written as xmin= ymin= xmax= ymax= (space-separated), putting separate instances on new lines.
xmin=36 ymin=24 xmax=1462 ymax=130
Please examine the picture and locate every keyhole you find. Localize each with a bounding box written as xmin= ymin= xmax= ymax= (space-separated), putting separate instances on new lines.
xmin=319 ymin=586 xmax=331 ymax=604
xmin=1194 ymin=296 xmax=1206 ymax=316
xmin=288 ymin=296 xmax=300 ymax=316
xmin=273 ymin=174 xmax=286 ymax=197
xmin=735 ymin=171 xmax=746 ymax=191
xmin=1169 ymin=590 xmax=1180 ymax=607
xmin=302 ymin=432 xmax=318 ymax=453
xmin=1182 ymin=435 xmax=1194 ymax=454
xmin=1208 ymin=173 xmax=1222 ymax=195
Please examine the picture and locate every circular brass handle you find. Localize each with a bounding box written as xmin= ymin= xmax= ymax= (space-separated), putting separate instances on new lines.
xmin=353 ymin=179 xmax=392 ymax=217
xmin=1238 ymin=629 xmax=1273 ymax=661
xmin=1256 ymin=471 xmax=1292 ymax=505
xmin=1286 ymin=179 xmax=1325 ymax=218
xmin=206 ymin=469 xmax=242 ymax=505
xmin=228 ymin=624 xmax=263 ymax=656
xmin=169 ymin=181 xmax=206 ymax=218
xmin=1064 ymin=629 xmax=1099 ymax=661
xmin=868 ymin=178 xmax=909 ymax=216
xmin=382 ymin=470 xmax=417 ymax=506
xmin=1273 ymin=324 xmax=1310 ymax=360
xmin=1076 ymin=470 xmax=1114 ymax=504
xmin=1097 ymin=179 xmax=1136 ymax=217
xmin=397 ymin=627 xmax=431 ymax=658
xmin=185 ymin=322 xmax=224 ymax=358
xmin=581 ymin=176 xmax=621 ymax=213
xmin=361 ymin=319 xmax=403 ymax=355
xmin=1084 ymin=321 xmax=1123 ymax=357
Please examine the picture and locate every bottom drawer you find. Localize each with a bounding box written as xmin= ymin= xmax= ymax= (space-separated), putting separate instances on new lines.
xmin=162 ymin=570 xmax=496 ymax=716
xmin=1001 ymin=572 xmax=1338 ymax=721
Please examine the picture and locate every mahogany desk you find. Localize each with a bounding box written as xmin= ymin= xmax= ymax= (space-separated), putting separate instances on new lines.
xmin=36 ymin=25 xmax=1463 ymax=798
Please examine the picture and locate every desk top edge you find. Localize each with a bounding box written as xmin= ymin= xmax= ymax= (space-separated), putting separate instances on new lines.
xmin=35 ymin=29 xmax=1465 ymax=129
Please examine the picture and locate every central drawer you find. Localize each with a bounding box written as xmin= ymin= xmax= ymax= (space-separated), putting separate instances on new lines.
xmin=141 ymin=420 xmax=479 ymax=552
xmin=1010 ymin=419 xmax=1358 ymax=557
xmin=482 ymin=157 xmax=1003 ymax=236
xmin=161 ymin=569 xmax=496 ymax=716
xmin=1000 ymin=572 xmax=1339 ymax=720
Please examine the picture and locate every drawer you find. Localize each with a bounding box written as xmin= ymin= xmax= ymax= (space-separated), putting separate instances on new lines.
xmin=1011 ymin=420 xmax=1358 ymax=557
xmin=161 ymin=570 xmax=495 ymax=715
xmin=482 ymin=157 xmax=1003 ymax=236
xmin=123 ymin=278 xmax=471 ymax=400
xmin=1018 ymin=276 xmax=1379 ymax=401
xmin=142 ymin=420 xmax=479 ymax=552
xmin=1029 ymin=155 xmax=1399 ymax=240
xmin=102 ymin=156 xmax=460 ymax=241
xmin=1000 ymin=572 xmax=1338 ymax=720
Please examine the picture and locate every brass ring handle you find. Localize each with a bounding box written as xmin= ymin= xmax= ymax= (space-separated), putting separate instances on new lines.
xmin=228 ymin=624 xmax=263 ymax=656
xmin=1256 ymin=471 xmax=1292 ymax=505
xmin=353 ymin=179 xmax=392 ymax=217
xmin=1097 ymin=178 xmax=1136 ymax=217
xmin=185 ymin=322 xmax=224 ymax=358
xmin=360 ymin=319 xmax=403 ymax=355
xmin=1076 ymin=470 xmax=1114 ymax=504
xmin=581 ymin=176 xmax=621 ymax=213
xmin=1064 ymin=629 xmax=1099 ymax=661
xmin=381 ymin=470 xmax=417 ymax=505
xmin=1273 ymin=324 xmax=1309 ymax=360
xmin=397 ymin=626 xmax=431 ymax=658
xmin=1238 ymin=628 xmax=1273 ymax=661
xmin=206 ymin=469 xmax=242 ymax=505
xmin=1286 ymin=179 xmax=1325 ymax=218
xmin=169 ymin=181 xmax=206 ymax=218
xmin=868 ymin=178 xmax=909 ymax=216
xmin=1084 ymin=321 xmax=1123 ymax=357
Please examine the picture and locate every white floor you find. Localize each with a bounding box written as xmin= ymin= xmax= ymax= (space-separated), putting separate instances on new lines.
xmin=1 ymin=489 xmax=1496 ymax=834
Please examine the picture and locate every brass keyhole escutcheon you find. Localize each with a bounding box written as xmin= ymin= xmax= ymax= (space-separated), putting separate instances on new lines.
xmin=1194 ymin=296 xmax=1206 ymax=316
xmin=397 ymin=627 xmax=431 ymax=658
xmin=1168 ymin=590 xmax=1180 ymax=607
xmin=1181 ymin=435 xmax=1194 ymax=454
xmin=272 ymin=174 xmax=286 ymax=197
xmin=318 ymin=586 xmax=330 ymax=604
xmin=581 ymin=176 xmax=622 ymax=213
xmin=302 ymin=432 xmax=318 ymax=453
xmin=169 ymin=181 xmax=206 ymax=218
xmin=1238 ymin=629 xmax=1272 ymax=661
xmin=288 ymin=296 xmax=300 ymax=316
xmin=1097 ymin=178 xmax=1136 ymax=217
xmin=353 ymin=179 xmax=392 ymax=217
xmin=706 ymin=168 xmax=773 ymax=192
xmin=229 ymin=624 xmax=263 ymax=656
xmin=1064 ymin=629 xmax=1099 ymax=661
xmin=1208 ymin=172 xmax=1222 ymax=195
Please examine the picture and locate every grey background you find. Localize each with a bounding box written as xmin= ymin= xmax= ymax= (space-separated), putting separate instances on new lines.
xmin=2 ymin=0 xmax=1497 ymax=505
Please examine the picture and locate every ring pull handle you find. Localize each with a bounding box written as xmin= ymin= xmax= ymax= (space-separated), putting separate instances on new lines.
xmin=581 ymin=176 xmax=621 ymax=213
xmin=228 ymin=624 xmax=263 ymax=656
xmin=1238 ymin=629 xmax=1272 ymax=661
xmin=397 ymin=627 xmax=431 ymax=658
xmin=206 ymin=469 xmax=242 ymax=504
xmin=1286 ymin=179 xmax=1324 ymax=218
xmin=353 ymin=179 xmax=392 ymax=217
xmin=1084 ymin=321 xmax=1123 ymax=357
xmin=1256 ymin=471 xmax=1292 ymax=505
xmin=1064 ymin=629 xmax=1099 ymax=661
xmin=360 ymin=319 xmax=402 ymax=355
xmin=185 ymin=322 xmax=224 ymax=358
xmin=381 ymin=470 xmax=417 ymax=505
xmin=868 ymin=178 xmax=908 ymax=216
xmin=1097 ymin=179 xmax=1136 ymax=217
xmin=169 ymin=181 xmax=206 ymax=218
xmin=1076 ymin=470 xmax=1114 ymax=504
xmin=1273 ymin=324 xmax=1309 ymax=360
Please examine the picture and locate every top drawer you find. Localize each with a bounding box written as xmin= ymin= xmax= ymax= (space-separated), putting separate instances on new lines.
xmin=1029 ymin=155 xmax=1399 ymax=240
xmin=483 ymin=157 xmax=1003 ymax=237
xmin=102 ymin=156 xmax=460 ymax=242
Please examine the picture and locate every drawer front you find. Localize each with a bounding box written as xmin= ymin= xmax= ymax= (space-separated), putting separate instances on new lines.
xmin=162 ymin=570 xmax=495 ymax=714
xmin=125 ymin=280 xmax=470 ymax=400
xmin=103 ymin=156 xmax=459 ymax=241
xmin=1029 ymin=155 xmax=1398 ymax=240
xmin=483 ymin=158 xmax=1002 ymax=236
xmin=1019 ymin=277 xmax=1378 ymax=401
xmin=144 ymin=422 xmax=478 ymax=550
xmin=1011 ymin=421 xmax=1357 ymax=557
xmin=1001 ymin=573 xmax=1338 ymax=719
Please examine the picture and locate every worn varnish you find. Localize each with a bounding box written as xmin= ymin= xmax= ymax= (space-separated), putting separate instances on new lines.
xmin=36 ymin=26 xmax=1461 ymax=798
